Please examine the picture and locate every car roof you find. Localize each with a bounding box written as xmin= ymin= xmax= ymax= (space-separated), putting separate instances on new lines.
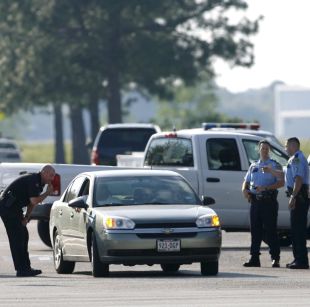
xmin=79 ymin=169 xmax=182 ymax=178
xmin=100 ymin=123 xmax=160 ymax=130
xmin=152 ymin=128 xmax=265 ymax=138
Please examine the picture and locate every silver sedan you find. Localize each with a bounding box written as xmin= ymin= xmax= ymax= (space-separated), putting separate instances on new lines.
xmin=49 ymin=170 xmax=221 ymax=277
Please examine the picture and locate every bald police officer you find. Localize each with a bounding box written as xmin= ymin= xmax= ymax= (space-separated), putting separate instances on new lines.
xmin=0 ymin=165 xmax=55 ymax=277
xmin=242 ymin=140 xmax=284 ymax=267
xmin=285 ymin=137 xmax=309 ymax=269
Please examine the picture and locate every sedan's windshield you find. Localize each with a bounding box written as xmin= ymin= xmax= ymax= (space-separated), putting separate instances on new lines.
xmin=94 ymin=175 xmax=200 ymax=207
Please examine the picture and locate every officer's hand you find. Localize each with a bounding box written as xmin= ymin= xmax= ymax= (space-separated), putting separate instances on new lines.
xmin=261 ymin=165 xmax=272 ymax=173
xmin=46 ymin=183 xmax=54 ymax=196
xmin=256 ymin=186 xmax=265 ymax=192
xmin=242 ymin=190 xmax=251 ymax=203
xmin=288 ymin=196 xmax=296 ymax=210
xmin=21 ymin=217 xmax=28 ymax=226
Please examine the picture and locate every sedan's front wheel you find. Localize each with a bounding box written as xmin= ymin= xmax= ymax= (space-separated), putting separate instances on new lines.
xmin=53 ymin=231 xmax=75 ymax=274
xmin=91 ymin=234 xmax=109 ymax=277
xmin=201 ymin=260 xmax=218 ymax=276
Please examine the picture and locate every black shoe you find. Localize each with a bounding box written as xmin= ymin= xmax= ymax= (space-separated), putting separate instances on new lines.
xmin=288 ymin=263 xmax=309 ymax=270
xmin=286 ymin=260 xmax=296 ymax=268
xmin=272 ymin=259 xmax=280 ymax=268
xmin=16 ymin=268 xmax=42 ymax=277
xmin=243 ymin=258 xmax=261 ymax=267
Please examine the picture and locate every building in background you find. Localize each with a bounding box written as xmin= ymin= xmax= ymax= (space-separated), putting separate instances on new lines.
xmin=275 ymin=85 xmax=310 ymax=138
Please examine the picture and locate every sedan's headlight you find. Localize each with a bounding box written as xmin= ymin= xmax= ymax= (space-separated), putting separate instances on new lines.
xmin=196 ymin=214 xmax=220 ymax=228
xmin=103 ymin=216 xmax=135 ymax=230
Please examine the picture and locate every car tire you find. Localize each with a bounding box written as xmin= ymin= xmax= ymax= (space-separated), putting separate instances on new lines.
xmin=91 ymin=233 xmax=109 ymax=277
xmin=160 ymin=264 xmax=180 ymax=273
xmin=201 ymin=261 xmax=218 ymax=276
xmin=37 ymin=220 xmax=52 ymax=247
xmin=53 ymin=231 xmax=75 ymax=274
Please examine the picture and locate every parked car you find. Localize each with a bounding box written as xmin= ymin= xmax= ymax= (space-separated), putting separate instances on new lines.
xmin=91 ymin=123 xmax=160 ymax=165
xmin=0 ymin=138 xmax=21 ymax=162
xmin=49 ymin=169 xmax=221 ymax=277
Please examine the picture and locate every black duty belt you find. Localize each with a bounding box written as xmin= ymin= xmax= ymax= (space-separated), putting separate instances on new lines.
xmin=250 ymin=190 xmax=278 ymax=201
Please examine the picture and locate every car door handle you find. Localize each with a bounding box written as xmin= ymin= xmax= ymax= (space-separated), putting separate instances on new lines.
xmin=206 ymin=177 xmax=220 ymax=182
xmin=70 ymin=212 xmax=74 ymax=218
xmin=59 ymin=209 xmax=63 ymax=216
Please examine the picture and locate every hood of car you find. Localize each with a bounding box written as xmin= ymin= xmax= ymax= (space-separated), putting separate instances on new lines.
xmin=94 ymin=204 xmax=215 ymax=224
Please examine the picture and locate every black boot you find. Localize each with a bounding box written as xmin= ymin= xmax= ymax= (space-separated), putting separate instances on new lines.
xmin=243 ymin=256 xmax=260 ymax=267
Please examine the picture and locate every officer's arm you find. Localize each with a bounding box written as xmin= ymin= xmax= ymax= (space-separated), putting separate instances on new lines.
xmin=291 ymin=175 xmax=303 ymax=197
xmin=242 ymin=181 xmax=251 ymax=200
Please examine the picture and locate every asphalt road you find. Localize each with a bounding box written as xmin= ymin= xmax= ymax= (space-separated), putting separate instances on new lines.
xmin=1 ymin=221 xmax=310 ymax=307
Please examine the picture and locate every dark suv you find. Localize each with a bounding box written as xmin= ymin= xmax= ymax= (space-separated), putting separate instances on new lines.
xmin=91 ymin=123 xmax=161 ymax=165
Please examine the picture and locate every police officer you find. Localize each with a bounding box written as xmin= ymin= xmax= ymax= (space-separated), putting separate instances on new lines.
xmin=285 ymin=137 xmax=309 ymax=269
xmin=0 ymin=164 xmax=55 ymax=277
xmin=242 ymin=140 xmax=284 ymax=267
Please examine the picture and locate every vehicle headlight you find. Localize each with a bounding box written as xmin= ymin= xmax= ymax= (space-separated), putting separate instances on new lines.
xmin=196 ymin=214 xmax=220 ymax=228
xmin=103 ymin=216 xmax=135 ymax=230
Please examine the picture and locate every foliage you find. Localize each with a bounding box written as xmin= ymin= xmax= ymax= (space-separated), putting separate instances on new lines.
xmin=155 ymin=77 xmax=243 ymax=130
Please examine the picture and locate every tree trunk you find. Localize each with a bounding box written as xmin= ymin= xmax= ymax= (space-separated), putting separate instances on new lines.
xmin=88 ymin=96 xmax=100 ymax=143
xmin=106 ymin=5 xmax=122 ymax=124
xmin=69 ymin=104 xmax=89 ymax=164
xmin=53 ymin=103 xmax=66 ymax=163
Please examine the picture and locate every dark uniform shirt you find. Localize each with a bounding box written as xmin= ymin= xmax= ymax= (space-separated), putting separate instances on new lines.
xmin=4 ymin=173 xmax=44 ymax=209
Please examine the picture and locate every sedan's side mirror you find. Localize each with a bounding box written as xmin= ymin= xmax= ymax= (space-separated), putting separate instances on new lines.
xmin=202 ymin=196 xmax=215 ymax=206
xmin=68 ymin=196 xmax=88 ymax=210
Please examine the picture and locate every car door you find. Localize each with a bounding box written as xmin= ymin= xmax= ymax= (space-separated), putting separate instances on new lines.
xmin=199 ymin=135 xmax=249 ymax=228
xmin=69 ymin=177 xmax=90 ymax=258
xmin=58 ymin=176 xmax=87 ymax=255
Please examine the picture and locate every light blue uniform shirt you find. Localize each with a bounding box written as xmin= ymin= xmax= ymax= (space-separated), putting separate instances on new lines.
xmin=244 ymin=158 xmax=282 ymax=194
xmin=285 ymin=150 xmax=309 ymax=189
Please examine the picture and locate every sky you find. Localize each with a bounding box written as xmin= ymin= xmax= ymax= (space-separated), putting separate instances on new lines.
xmin=214 ymin=0 xmax=310 ymax=93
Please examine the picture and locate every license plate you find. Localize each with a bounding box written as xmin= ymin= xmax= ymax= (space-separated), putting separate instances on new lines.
xmin=157 ymin=239 xmax=180 ymax=252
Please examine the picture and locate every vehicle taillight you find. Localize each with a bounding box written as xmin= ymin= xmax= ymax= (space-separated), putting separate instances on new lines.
xmin=51 ymin=173 xmax=61 ymax=196
xmin=91 ymin=148 xmax=100 ymax=165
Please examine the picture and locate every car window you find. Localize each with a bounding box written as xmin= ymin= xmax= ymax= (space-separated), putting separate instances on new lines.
xmin=0 ymin=142 xmax=16 ymax=149
xmin=63 ymin=176 xmax=87 ymax=203
xmin=206 ymin=138 xmax=241 ymax=171
xmin=242 ymin=139 xmax=288 ymax=166
xmin=144 ymin=137 xmax=194 ymax=167
xmin=94 ymin=175 xmax=200 ymax=206
xmin=96 ymin=128 xmax=156 ymax=165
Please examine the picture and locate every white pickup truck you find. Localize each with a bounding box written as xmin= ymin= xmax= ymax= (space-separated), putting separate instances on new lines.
xmin=142 ymin=128 xmax=309 ymax=246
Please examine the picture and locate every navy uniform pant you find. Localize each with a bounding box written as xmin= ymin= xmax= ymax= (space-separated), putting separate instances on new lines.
xmin=290 ymin=196 xmax=309 ymax=265
xmin=250 ymin=197 xmax=280 ymax=260
xmin=1 ymin=214 xmax=31 ymax=272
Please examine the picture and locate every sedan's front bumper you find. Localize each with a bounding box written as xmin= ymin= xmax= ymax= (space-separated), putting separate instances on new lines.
xmin=96 ymin=227 xmax=221 ymax=265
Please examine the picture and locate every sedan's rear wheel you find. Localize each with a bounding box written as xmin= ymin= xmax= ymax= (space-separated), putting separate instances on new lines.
xmin=91 ymin=234 xmax=109 ymax=277
xmin=160 ymin=264 xmax=180 ymax=273
xmin=53 ymin=231 xmax=75 ymax=274
xmin=201 ymin=261 xmax=218 ymax=276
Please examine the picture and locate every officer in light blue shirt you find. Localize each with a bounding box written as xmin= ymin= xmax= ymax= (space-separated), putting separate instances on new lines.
xmin=242 ymin=140 xmax=284 ymax=268
xmin=284 ymin=137 xmax=309 ymax=269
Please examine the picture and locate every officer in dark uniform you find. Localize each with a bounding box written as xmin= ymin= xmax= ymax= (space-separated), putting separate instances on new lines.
xmin=285 ymin=137 xmax=309 ymax=269
xmin=242 ymin=140 xmax=284 ymax=267
xmin=0 ymin=164 xmax=55 ymax=277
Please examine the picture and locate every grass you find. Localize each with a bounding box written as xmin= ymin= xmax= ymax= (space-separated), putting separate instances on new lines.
xmin=19 ymin=142 xmax=73 ymax=163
